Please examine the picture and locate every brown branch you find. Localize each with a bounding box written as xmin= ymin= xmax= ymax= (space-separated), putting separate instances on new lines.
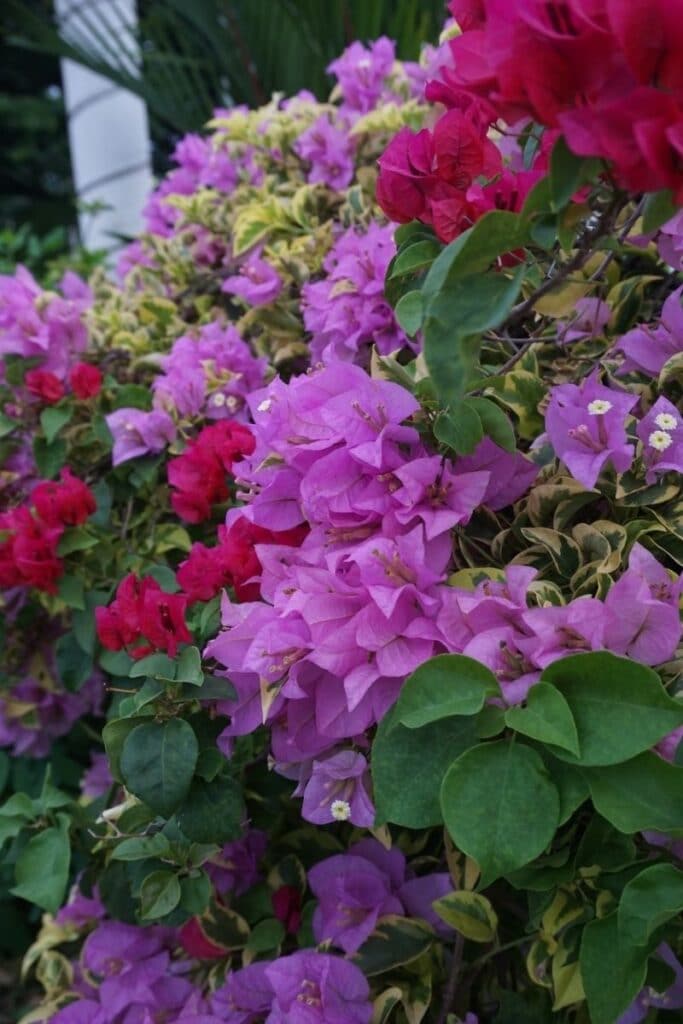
xmin=437 ymin=931 xmax=465 ymax=1024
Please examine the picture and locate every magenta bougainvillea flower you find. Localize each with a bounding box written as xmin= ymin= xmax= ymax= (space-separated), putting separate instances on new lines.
xmin=636 ymin=396 xmax=683 ymax=482
xmin=545 ymin=372 xmax=637 ymax=488
xmin=616 ymin=287 xmax=683 ymax=376
xmin=264 ymin=950 xmax=372 ymax=1024
xmin=222 ymin=250 xmax=284 ymax=307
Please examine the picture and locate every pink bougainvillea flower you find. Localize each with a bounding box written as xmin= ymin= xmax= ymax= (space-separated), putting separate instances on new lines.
xmin=545 ymin=372 xmax=637 ymax=488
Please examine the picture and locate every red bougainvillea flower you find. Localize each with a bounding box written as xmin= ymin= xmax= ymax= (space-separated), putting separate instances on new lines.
xmin=32 ymin=468 xmax=96 ymax=527
xmin=69 ymin=362 xmax=103 ymax=399
xmin=24 ymin=368 xmax=65 ymax=404
xmin=95 ymin=573 xmax=191 ymax=658
xmin=177 ymin=516 xmax=308 ymax=603
xmin=168 ymin=420 xmax=255 ymax=523
xmin=0 ymin=507 xmax=64 ymax=593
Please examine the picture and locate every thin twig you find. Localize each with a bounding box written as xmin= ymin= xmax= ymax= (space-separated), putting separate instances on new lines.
xmin=437 ymin=932 xmax=465 ymax=1024
xmin=588 ymin=196 xmax=645 ymax=282
xmin=505 ymin=195 xmax=627 ymax=332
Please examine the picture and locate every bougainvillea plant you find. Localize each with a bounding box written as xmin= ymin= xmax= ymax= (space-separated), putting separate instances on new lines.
xmin=1 ymin=4 xmax=683 ymax=1023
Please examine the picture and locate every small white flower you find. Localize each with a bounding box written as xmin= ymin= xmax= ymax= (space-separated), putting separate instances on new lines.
xmin=125 ymin=422 xmax=136 ymax=431
xmin=330 ymin=799 xmax=351 ymax=821
xmin=257 ymin=398 xmax=273 ymax=413
xmin=655 ymin=411 xmax=678 ymax=431
xmin=587 ymin=399 xmax=613 ymax=416
xmin=648 ymin=429 xmax=673 ymax=452
xmin=211 ymin=392 xmax=227 ymax=408
xmin=225 ymin=395 xmax=239 ymax=411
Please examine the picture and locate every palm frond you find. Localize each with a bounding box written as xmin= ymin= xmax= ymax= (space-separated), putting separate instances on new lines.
xmin=3 ymin=0 xmax=447 ymax=141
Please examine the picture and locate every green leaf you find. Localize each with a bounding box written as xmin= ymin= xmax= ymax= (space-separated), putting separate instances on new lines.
xmin=11 ymin=814 xmax=70 ymax=913
xmin=642 ymin=189 xmax=677 ymax=234
xmin=246 ymin=917 xmax=286 ymax=954
xmin=112 ymin=384 xmax=152 ymax=411
xmin=441 ymin=741 xmax=560 ymax=884
xmin=422 ymin=210 xmax=529 ymax=300
xmin=618 ymin=864 xmax=683 ymax=947
xmin=396 ymin=654 xmax=500 ymax=729
xmin=40 ymin=405 xmax=73 ymax=444
xmin=103 ymin=717 xmax=146 ymax=783
xmin=466 ymin=397 xmax=516 ymax=451
xmin=0 ymin=816 xmax=27 ymax=847
xmin=394 ymin=290 xmax=424 ymax=337
xmin=390 ymin=239 xmax=441 ymax=279
xmin=580 ymin=913 xmax=649 ymax=1024
xmin=434 ymin=403 xmax=483 ymax=455
xmin=424 ymin=266 xmax=526 ymax=409
xmin=432 ymin=890 xmax=498 ymax=942
xmin=120 ymin=719 xmax=198 ymax=818
xmin=139 ymin=869 xmax=181 ymax=920
xmin=112 ymin=833 xmax=172 ymax=861
xmin=0 ymin=412 xmax=17 ymax=438
xmin=56 ymin=574 xmax=86 ymax=610
xmin=372 ymin=705 xmax=478 ymax=829
xmin=179 ymin=872 xmax=212 ymax=916
xmin=541 ymin=652 xmax=683 ymax=766
xmin=55 ymin=631 xmax=93 ymax=691
xmin=505 ymin=682 xmax=580 ymax=756
xmin=129 ymin=653 xmax=176 ymax=680
xmin=549 ymin=136 xmax=599 ymax=211
xmin=352 ymin=916 xmax=433 ymax=977
xmin=177 ymin=775 xmax=244 ymax=844
xmin=33 ymin=437 xmax=67 ymax=479
xmin=175 ymin=646 xmax=204 ymax=685
xmin=56 ymin=527 xmax=99 ymax=556
xmin=586 ymin=751 xmax=683 ymax=833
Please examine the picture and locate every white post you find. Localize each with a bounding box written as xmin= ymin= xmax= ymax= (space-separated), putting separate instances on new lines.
xmin=54 ymin=0 xmax=154 ymax=255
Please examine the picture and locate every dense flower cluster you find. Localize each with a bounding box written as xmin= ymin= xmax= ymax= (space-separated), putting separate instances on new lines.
xmin=0 ymin=469 xmax=96 ymax=593
xmin=2 ymin=14 xmax=683 ymax=1024
xmin=440 ymin=0 xmax=683 ymax=198
xmin=95 ymin=573 xmax=191 ymax=659
xmin=302 ymin=223 xmax=410 ymax=364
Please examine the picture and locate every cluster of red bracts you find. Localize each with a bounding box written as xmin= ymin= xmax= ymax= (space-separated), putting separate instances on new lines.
xmin=0 ymin=468 xmax=96 ymax=593
xmin=168 ymin=421 xmax=255 ymax=523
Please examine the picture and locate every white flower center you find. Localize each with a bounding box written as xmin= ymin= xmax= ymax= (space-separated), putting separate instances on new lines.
xmin=648 ymin=429 xmax=673 ymax=452
xmin=211 ymin=392 xmax=227 ymax=407
xmin=257 ymin=398 xmax=273 ymax=413
xmin=655 ymin=411 xmax=678 ymax=431
xmin=330 ymin=799 xmax=351 ymax=821
xmin=226 ymin=395 xmax=239 ymax=411
xmin=587 ymin=399 xmax=612 ymax=416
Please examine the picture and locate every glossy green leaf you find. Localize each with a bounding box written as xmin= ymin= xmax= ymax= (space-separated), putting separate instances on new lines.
xmin=40 ymin=405 xmax=72 ymax=444
xmin=580 ymin=913 xmax=649 ymax=1024
xmin=175 ymin=646 xmax=204 ymax=685
xmin=642 ymin=189 xmax=677 ymax=234
xmin=177 ymin=775 xmax=244 ymax=844
xmin=140 ymin=870 xmax=181 ymax=920
xmin=441 ymin=741 xmax=560 ymax=884
xmin=505 ymin=682 xmax=580 ymax=756
xmin=372 ymin=705 xmax=478 ymax=829
xmin=390 ymin=239 xmax=441 ymax=279
xmin=111 ymin=833 xmax=172 ymax=861
xmin=423 ymin=266 xmax=526 ymax=409
xmin=541 ymin=652 xmax=683 ymax=766
xmin=352 ymin=916 xmax=433 ymax=977
xmin=618 ymin=864 xmax=683 ymax=947
xmin=422 ymin=210 xmax=529 ymax=300
xmin=394 ymin=290 xmax=424 ymax=337
xmin=121 ymin=719 xmax=198 ymax=818
xmin=129 ymin=652 xmax=176 ymax=680
xmin=432 ymin=890 xmax=498 ymax=942
xmin=434 ymin=403 xmax=483 ymax=455
xmin=586 ymin=751 xmax=683 ymax=833
xmin=33 ymin=437 xmax=67 ymax=479
xmin=11 ymin=813 xmax=70 ymax=913
xmin=466 ymin=397 xmax=516 ymax=451
xmin=179 ymin=872 xmax=212 ymax=916
xmin=396 ymin=654 xmax=500 ymax=729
